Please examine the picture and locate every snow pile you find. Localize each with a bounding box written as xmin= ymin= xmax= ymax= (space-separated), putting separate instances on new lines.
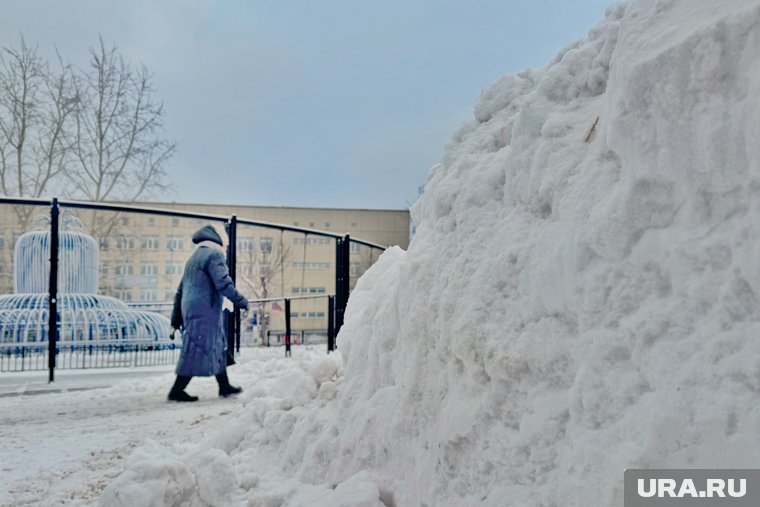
xmin=98 ymin=350 xmax=345 ymax=507
xmin=101 ymin=0 xmax=760 ymax=505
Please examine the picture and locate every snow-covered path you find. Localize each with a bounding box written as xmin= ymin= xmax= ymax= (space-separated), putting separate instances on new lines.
xmin=0 ymin=347 xmax=327 ymax=507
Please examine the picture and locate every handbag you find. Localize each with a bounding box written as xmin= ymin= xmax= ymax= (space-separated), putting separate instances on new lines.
xmin=224 ymin=308 xmax=236 ymax=366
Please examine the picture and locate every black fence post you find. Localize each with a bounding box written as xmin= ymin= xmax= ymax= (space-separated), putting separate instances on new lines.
xmin=327 ymin=295 xmax=335 ymax=353
xmin=284 ymin=298 xmax=291 ymax=357
xmin=48 ymin=198 xmax=59 ymax=383
xmin=335 ymin=234 xmax=350 ymax=337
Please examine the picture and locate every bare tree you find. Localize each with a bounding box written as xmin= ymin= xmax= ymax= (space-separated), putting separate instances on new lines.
xmin=0 ymin=37 xmax=77 ymax=228
xmin=66 ymin=36 xmax=176 ymax=245
xmin=0 ymin=35 xmax=176 ymax=210
xmin=238 ymin=234 xmax=291 ymax=344
xmin=0 ymin=37 xmax=77 ymax=288
xmin=0 ymin=35 xmax=176 ymax=247
xmin=0 ymin=35 xmax=177 ymax=299
xmin=70 ymin=36 xmax=175 ymax=204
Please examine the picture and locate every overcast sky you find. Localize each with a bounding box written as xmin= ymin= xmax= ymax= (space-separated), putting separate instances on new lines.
xmin=1 ymin=0 xmax=612 ymax=210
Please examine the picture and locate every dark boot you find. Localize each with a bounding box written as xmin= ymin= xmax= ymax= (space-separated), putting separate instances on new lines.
xmin=216 ymin=372 xmax=242 ymax=397
xmin=168 ymin=375 xmax=198 ymax=402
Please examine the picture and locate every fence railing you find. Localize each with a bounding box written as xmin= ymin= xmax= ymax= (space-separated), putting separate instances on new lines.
xmin=0 ymin=196 xmax=386 ymax=379
xmin=244 ymin=294 xmax=335 ymax=357
xmin=0 ymin=339 xmax=181 ymax=372
xmin=265 ymin=330 xmax=328 ymax=346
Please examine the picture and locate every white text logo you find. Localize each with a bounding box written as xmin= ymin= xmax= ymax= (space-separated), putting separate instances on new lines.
xmin=637 ymin=478 xmax=746 ymax=499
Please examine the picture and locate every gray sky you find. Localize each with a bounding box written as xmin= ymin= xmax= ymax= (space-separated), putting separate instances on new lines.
xmin=1 ymin=0 xmax=612 ymax=209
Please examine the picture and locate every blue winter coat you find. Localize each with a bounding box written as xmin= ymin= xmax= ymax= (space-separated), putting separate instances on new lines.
xmin=172 ymin=241 xmax=248 ymax=377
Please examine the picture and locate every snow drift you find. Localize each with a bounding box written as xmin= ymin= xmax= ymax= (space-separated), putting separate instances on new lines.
xmin=101 ymin=0 xmax=760 ymax=505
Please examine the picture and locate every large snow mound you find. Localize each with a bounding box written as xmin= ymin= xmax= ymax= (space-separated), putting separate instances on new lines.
xmin=101 ymin=0 xmax=760 ymax=505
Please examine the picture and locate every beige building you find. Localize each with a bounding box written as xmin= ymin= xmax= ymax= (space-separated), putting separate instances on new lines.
xmin=0 ymin=200 xmax=410 ymax=338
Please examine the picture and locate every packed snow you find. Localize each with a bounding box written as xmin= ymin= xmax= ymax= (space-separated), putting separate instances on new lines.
xmin=0 ymin=347 xmax=338 ymax=506
xmin=4 ymin=0 xmax=760 ymax=505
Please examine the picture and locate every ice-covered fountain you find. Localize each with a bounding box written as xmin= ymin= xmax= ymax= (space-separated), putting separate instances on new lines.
xmin=0 ymin=217 xmax=171 ymax=345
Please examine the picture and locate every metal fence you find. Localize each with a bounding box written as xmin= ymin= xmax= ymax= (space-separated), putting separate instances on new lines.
xmin=244 ymin=294 xmax=336 ymax=358
xmin=0 ymin=197 xmax=386 ymax=378
xmin=0 ymin=340 xmax=181 ymax=372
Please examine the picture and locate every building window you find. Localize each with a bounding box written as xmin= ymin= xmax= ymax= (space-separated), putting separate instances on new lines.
xmin=350 ymin=222 xmax=357 ymax=228
xmin=115 ymin=263 xmax=133 ymax=276
xmin=172 ymin=218 xmax=180 ymax=227
xmin=115 ymin=289 xmax=132 ymax=301
xmin=324 ymin=222 xmax=330 ymax=228
xmin=142 ymin=235 xmax=160 ymax=250
xmin=0 ymin=233 xmax=4 ymax=249
xmin=147 ymin=217 xmax=156 ymax=227
xmin=240 ymin=263 xmax=253 ymax=277
xmin=291 ymin=312 xmax=299 ymax=318
xmin=260 ymin=237 xmax=273 ymax=253
xmin=140 ymin=288 xmax=158 ymax=301
xmin=165 ymin=262 xmax=183 ymax=276
xmin=99 ymin=262 xmax=109 ymax=276
xmin=122 ymin=217 xmax=129 ymax=226
xmin=294 ymin=237 xmax=331 ymax=245
xmin=140 ymin=263 xmax=158 ymax=276
xmin=117 ymin=236 xmax=136 ymax=250
xmin=99 ymin=238 xmax=109 ymax=251
xmin=292 ymin=286 xmax=327 ymax=294
xmin=238 ymin=237 xmax=255 ymax=252
xmin=350 ymin=242 xmax=361 ymax=253
xmin=167 ymin=236 xmax=184 ymax=251
xmin=350 ymin=263 xmax=358 ymax=276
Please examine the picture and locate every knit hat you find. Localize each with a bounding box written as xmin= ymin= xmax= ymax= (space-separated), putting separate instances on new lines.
xmin=191 ymin=225 xmax=224 ymax=246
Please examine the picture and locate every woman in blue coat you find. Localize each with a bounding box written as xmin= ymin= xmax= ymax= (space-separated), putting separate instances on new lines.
xmin=168 ymin=225 xmax=249 ymax=402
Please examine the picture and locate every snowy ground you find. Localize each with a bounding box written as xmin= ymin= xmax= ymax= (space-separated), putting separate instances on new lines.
xmin=0 ymin=346 xmax=330 ymax=507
